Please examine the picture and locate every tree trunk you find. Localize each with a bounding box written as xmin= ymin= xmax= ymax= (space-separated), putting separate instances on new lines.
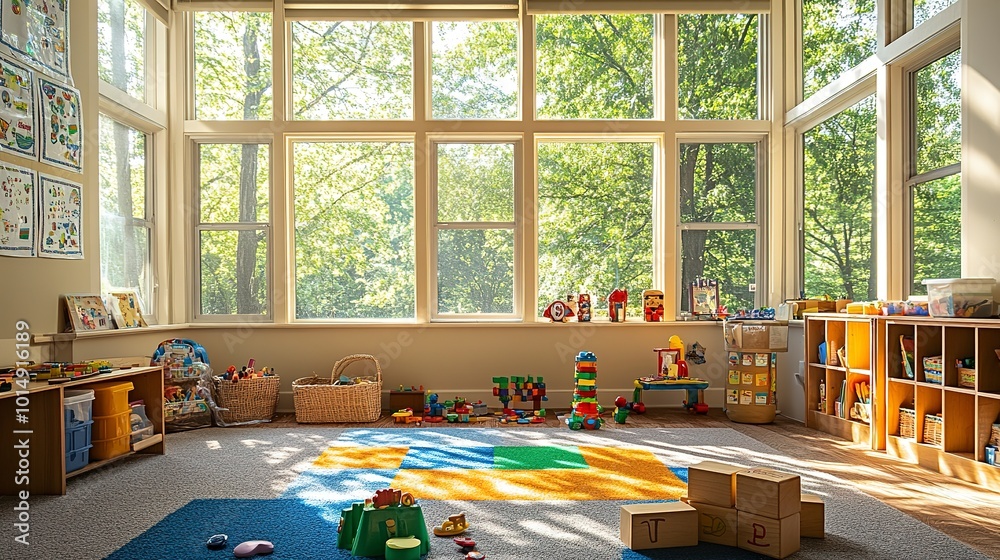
xmin=110 ymin=0 xmax=138 ymax=291
xmin=236 ymin=16 xmax=264 ymax=314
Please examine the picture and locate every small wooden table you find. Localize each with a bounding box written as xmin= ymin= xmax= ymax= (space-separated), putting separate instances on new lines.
xmin=0 ymin=366 xmax=164 ymax=495
xmin=634 ymin=377 xmax=710 ymax=412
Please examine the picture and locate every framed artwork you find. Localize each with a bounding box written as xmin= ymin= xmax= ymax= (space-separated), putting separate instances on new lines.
xmin=0 ymin=54 xmax=35 ymax=159
xmin=0 ymin=160 xmax=34 ymax=256
xmin=689 ymin=279 xmax=720 ymax=315
xmin=107 ymin=290 xmax=148 ymax=329
xmin=38 ymin=76 xmax=81 ymax=172
xmin=64 ymin=294 xmax=113 ymax=332
xmin=38 ymin=173 xmax=80 ymax=258
xmin=0 ymin=0 xmax=70 ymax=81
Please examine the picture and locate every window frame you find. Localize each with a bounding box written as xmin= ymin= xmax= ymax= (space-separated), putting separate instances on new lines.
xmin=430 ymin=137 xmax=523 ymax=321
xmin=676 ymin=134 xmax=766 ymax=314
xmin=191 ymin=138 xmax=274 ymax=322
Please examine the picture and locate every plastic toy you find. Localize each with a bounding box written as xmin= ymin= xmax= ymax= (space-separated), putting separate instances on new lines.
xmin=233 ymin=540 xmax=273 ymax=557
xmin=492 ymin=376 xmax=547 ymax=414
xmin=577 ymin=293 xmax=591 ymax=322
xmin=338 ymin=487 xmax=430 ymax=557
xmin=466 ymin=552 xmax=486 ymax=560
xmin=425 ymin=393 xmax=446 ymax=418
xmin=454 ymin=537 xmax=476 ymax=550
xmin=206 ymin=534 xmax=228 ymax=550
xmin=433 ymin=512 xmax=468 ymax=536
xmin=613 ymin=396 xmax=629 ymax=424
xmin=642 ymin=289 xmax=665 ymax=322
xmin=543 ymin=300 xmax=573 ymax=322
xmin=566 ymin=351 xmax=602 ymax=430
xmin=385 ymin=536 xmax=422 ymax=560
xmin=608 ymin=289 xmax=628 ymax=322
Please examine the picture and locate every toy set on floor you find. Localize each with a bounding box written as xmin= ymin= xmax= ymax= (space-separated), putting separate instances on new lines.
xmin=620 ymin=460 xmax=825 ymax=559
xmin=564 ymin=351 xmax=603 ymax=430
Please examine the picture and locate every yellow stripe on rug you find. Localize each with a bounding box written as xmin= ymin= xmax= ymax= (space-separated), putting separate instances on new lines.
xmin=389 ymin=447 xmax=685 ymax=501
xmin=313 ymin=446 xmax=409 ymax=469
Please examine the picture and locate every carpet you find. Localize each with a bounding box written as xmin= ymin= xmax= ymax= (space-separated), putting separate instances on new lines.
xmin=0 ymin=427 xmax=991 ymax=560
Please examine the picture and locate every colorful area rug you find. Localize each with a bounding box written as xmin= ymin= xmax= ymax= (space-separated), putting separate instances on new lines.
xmin=3 ymin=428 xmax=989 ymax=560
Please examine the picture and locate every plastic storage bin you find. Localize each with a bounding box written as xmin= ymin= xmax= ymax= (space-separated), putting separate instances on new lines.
xmin=91 ymin=381 xmax=134 ymax=416
xmin=64 ymin=389 xmax=95 ymax=424
xmin=91 ymin=410 xmax=132 ymax=461
xmin=922 ymin=278 xmax=996 ymax=318
xmin=64 ymin=389 xmax=95 ymax=473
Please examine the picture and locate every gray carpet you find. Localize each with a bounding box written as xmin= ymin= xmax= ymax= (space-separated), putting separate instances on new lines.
xmin=0 ymin=427 xmax=990 ymax=559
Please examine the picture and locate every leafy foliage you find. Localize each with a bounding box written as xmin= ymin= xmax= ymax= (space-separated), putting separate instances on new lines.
xmin=194 ymin=12 xmax=273 ymax=120
xmin=802 ymin=0 xmax=876 ymax=99
xmin=678 ymin=14 xmax=758 ymax=120
xmin=432 ymin=21 xmax=518 ymax=120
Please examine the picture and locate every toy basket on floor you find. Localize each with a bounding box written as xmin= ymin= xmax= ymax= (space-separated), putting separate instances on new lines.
xmin=293 ymin=354 xmax=382 ymax=423
xmin=923 ymin=414 xmax=943 ymax=447
xmin=213 ymin=376 xmax=280 ymax=424
xmin=899 ymin=407 xmax=916 ymax=439
xmin=922 ymin=356 xmax=943 ymax=384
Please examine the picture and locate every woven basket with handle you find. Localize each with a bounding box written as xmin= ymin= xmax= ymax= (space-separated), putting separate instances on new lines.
xmin=213 ymin=375 xmax=280 ymax=424
xmin=292 ymin=354 xmax=382 ymax=423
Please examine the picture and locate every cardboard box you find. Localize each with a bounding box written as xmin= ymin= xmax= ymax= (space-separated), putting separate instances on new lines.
xmin=736 ymin=467 xmax=801 ymax=519
xmin=687 ymin=461 xmax=745 ymax=507
xmin=689 ymin=501 xmax=739 ymax=547
xmin=723 ymin=321 xmax=789 ymax=352
xmin=738 ymin=511 xmax=800 ymax=559
xmin=620 ymin=502 xmax=698 ymax=550
xmin=800 ymin=494 xmax=825 ymax=538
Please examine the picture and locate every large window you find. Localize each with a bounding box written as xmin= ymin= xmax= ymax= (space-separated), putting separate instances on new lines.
xmin=913 ymin=0 xmax=956 ymax=29
xmin=910 ymin=49 xmax=961 ymax=294
xmin=196 ymin=143 xmax=270 ymax=317
xmin=537 ymin=141 xmax=654 ymax=318
xmin=678 ymin=14 xmax=759 ymax=120
xmin=97 ymin=0 xmax=145 ymax=102
xmin=432 ymin=21 xmax=518 ymax=120
xmin=99 ymin=116 xmax=152 ymax=309
xmin=802 ymin=95 xmax=877 ymax=301
xmin=292 ymin=141 xmax=414 ymax=320
xmin=802 ymin=0 xmax=877 ymax=99
xmin=194 ymin=11 xmax=273 ymax=120
xmin=679 ymin=141 xmax=761 ymax=313
xmin=535 ymin=14 xmax=654 ymax=119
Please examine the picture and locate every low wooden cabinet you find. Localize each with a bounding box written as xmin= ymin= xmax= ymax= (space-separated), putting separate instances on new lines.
xmin=804 ymin=314 xmax=885 ymax=450
xmin=0 ymin=366 xmax=165 ymax=496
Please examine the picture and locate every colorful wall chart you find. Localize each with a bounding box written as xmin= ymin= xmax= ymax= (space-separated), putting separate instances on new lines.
xmin=0 ymin=0 xmax=70 ymax=81
xmin=0 ymin=53 xmax=34 ymax=158
xmin=38 ymin=76 xmax=80 ymax=172
xmin=38 ymin=172 xmax=80 ymax=259
xmin=0 ymin=160 xmax=33 ymax=256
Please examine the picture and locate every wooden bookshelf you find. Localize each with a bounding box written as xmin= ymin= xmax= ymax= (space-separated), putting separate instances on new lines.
xmin=804 ymin=314 xmax=884 ymax=449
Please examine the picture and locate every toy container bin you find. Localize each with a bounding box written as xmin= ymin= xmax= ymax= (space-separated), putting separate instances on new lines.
xmin=922 ymin=278 xmax=996 ymax=318
xmin=63 ymin=389 xmax=95 ymax=473
xmin=91 ymin=381 xmax=134 ymax=416
xmin=90 ymin=380 xmax=135 ymax=461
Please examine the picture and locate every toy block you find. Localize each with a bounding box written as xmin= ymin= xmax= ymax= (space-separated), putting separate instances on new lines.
xmin=620 ymin=502 xmax=698 ymax=550
xmin=575 ymin=371 xmax=596 ymax=380
xmin=688 ymin=501 xmax=739 ymax=547
xmin=736 ymin=468 xmax=801 ymax=519
xmin=492 ymin=377 xmax=507 ymax=384
xmin=737 ymin=511 xmax=800 ymax=559
xmin=687 ymin=461 xmax=744 ymax=507
xmin=799 ymin=494 xmax=825 ymax=538
xmin=576 ymin=378 xmax=596 ymax=387
xmin=537 ymin=376 xmax=544 ymax=383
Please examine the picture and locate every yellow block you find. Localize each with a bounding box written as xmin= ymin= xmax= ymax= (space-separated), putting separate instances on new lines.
xmin=576 ymin=378 xmax=596 ymax=387
xmin=313 ymin=446 xmax=409 ymax=469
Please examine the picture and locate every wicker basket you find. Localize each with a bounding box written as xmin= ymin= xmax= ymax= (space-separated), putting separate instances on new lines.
xmin=293 ymin=354 xmax=382 ymax=423
xmin=990 ymin=423 xmax=1000 ymax=447
xmin=922 ymin=356 xmax=943 ymax=384
xmin=958 ymin=367 xmax=976 ymax=389
xmin=214 ymin=376 xmax=280 ymax=424
xmin=923 ymin=414 xmax=943 ymax=447
xmin=899 ymin=407 xmax=916 ymax=439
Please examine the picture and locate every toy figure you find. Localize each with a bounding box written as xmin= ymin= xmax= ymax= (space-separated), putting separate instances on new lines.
xmin=642 ymin=289 xmax=664 ymax=322
xmin=577 ymin=293 xmax=591 ymax=322
xmin=543 ymin=300 xmax=573 ymax=322
xmin=608 ymin=289 xmax=628 ymax=322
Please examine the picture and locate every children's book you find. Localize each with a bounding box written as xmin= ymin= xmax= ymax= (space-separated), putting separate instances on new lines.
xmin=107 ymin=290 xmax=148 ymax=329
xmin=64 ymin=294 xmax=113 ymax=332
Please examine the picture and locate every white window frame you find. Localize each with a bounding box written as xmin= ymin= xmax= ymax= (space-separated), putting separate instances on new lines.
xmin=430 ymin=137 xmax=523 ymax=321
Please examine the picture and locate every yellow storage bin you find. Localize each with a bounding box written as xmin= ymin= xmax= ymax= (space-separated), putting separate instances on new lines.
xmin=93 ymin=411 xmax=131 ymax=441
xmin=91 ymin=381 xmax=134 ymax=417
xmin=91 ymin=435 xmax=130 ymax=461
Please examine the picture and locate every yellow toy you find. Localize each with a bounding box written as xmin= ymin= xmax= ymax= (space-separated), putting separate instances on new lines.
xmin=433 ymin=512 xmax=469 ymax=536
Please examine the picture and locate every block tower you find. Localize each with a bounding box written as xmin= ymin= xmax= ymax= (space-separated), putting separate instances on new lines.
xmin=567 ymin=351 xmax=602 ymax=430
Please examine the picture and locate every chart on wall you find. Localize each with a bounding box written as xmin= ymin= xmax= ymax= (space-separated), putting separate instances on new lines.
xmin=38 ymin=76 xmax=80 ymax=172
xmin=0 ymin=160 xmax=34 ymax=256
xmin=38 ymin=172 xmax=80 ymax=259
xmin=0 ymin=54 xmax=34 ymax=159
xmin=0 ymin=0 xmax=70 ymax=81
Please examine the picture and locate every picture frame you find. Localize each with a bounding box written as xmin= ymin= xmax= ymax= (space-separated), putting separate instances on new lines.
xmin=689 ymin=279 xmax=720 ymax=315
xmin=64 ymin=294 xmax=113 ymax=332
xmin=106 ymin=290 xmax=148 ymax=329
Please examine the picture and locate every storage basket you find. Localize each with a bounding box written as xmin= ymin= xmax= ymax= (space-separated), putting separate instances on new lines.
xmin=922 ymin=356 xmax=943 ymax=384
xmin=923 ymin=414 xmax=943 ymax=447
xmin=899 ymin=407 xmax=916 ymax=439
xmin=958 ymin=367 xmax=976 ymax=389
xmin=990 ymin=423 xmax=1000 ymax=447
xmin=293 ymin=354 xmax=382 ymax=423
xmin=213 ymin=375 xmax=280 ymax=424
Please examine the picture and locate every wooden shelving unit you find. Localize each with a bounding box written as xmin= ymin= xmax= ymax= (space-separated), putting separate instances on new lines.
xmin=884 ymin=317 xmax=1000 ymax=490
xmin=804 ymin=314 xmax=885 ymax=449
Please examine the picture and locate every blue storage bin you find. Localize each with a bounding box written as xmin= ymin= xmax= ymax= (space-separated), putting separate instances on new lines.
xmin=65 ymin=419 xmax=93 ymax=454
xmin=66 ymin=445 xmax=92 ymax=473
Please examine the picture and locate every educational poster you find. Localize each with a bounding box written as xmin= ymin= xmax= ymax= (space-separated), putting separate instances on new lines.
xmin=0 ymin=54 xmax=34 ymax=158
xmin=0 ymin=160 xmax=33 ymax=256
xmin=0 ymin=0 xmax=70 ymax=81
xmin=107 ymin=290 xmax=148 ymax=328
xmin=38 ymin=173 xmax=80 ymax=258
xmin=726 ymin=390 xmax=738 ymax=405
xmin=727 ymin=370 xmax=740 ymax=385
xmin=64 ymin=294 xmax=112 ymax=332
xmin=38 ymin=76 xmax=80 ymax=172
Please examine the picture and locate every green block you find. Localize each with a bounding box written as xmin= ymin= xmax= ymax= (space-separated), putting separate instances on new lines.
xmin=492 ymin=377 xmax=508 ymax=384
xmin=493 ymin=446 xmax=588 ymax=470
xmin=338 ymin=503 xmax=430 ymax=557
xmin=575 ymin=371 xmax=597 ymax=380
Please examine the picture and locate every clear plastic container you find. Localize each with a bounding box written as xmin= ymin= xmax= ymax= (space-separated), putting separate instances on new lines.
xmin=63 ymin=389 xmax=95 ymax=424
xmin=922 ymin=278 xmax=996 ymax=318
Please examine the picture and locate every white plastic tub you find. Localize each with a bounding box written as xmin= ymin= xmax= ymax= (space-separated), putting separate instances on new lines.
xmin=63 ymin=389 xmax=95 ymax=424
xmin=922 ymin=278 xmax=996 ymax=318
